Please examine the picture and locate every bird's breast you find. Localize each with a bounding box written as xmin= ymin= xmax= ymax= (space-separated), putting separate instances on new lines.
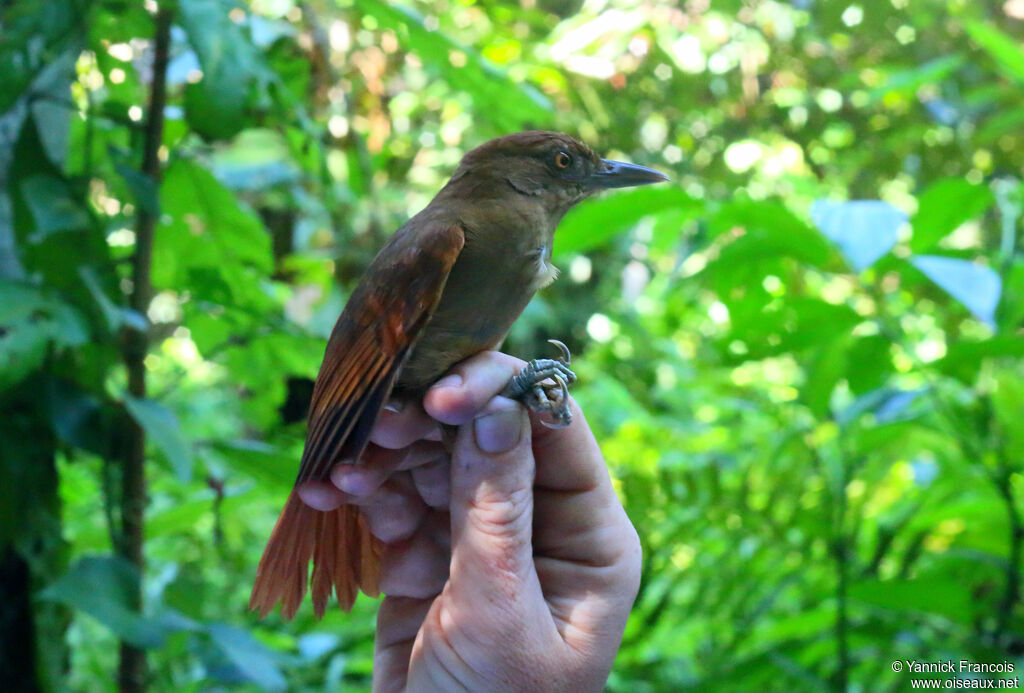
xmin=526 ymin=244 xmax=559 ymax=292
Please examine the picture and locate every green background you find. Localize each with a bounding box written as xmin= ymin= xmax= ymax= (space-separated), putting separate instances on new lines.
xmin=2 ymin=0 xmax=1023 ymax=690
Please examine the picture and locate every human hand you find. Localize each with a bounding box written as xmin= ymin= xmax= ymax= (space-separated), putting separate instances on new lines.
xmin=298 ymin=351 xmax=642 ymax=693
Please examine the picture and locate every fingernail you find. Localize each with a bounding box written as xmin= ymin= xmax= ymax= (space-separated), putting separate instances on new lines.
xmin=383 ymin=399 xmax=404 ymax=413
xmin=432 ymin=373 xmax=462 ymax=391
xmin=474 ymin=402 xmax=523 ymax=453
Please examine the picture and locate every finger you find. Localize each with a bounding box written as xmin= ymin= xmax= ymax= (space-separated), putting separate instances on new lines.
xmin=530 ymin=398 xmax=606 ymax=491
xmin=378 ymin=511 xmax=450 ymax=599
xmin=529 ymin=401 xmax=637 ymax=569
xmin=331 ymin=441 xmax=447 ymax=497
xmin=425 ymin=350 xmax=606 ymax=494
xmin=374 ymin=596 xmax=433 ymax=693
xmin=411 ymin=457 xmax=451 ymax=509
xmin=424 ymin=352 xmax=526 ymax=425
xmin=447 ymin=396 xmax=547 ymax=618
xmin=532 ymin=487 xmax=635 ymax=567
xmin=527 ymin=405 xmax=642 ymax=652
xmin=358 ymin=473 xmax=429 ymax=544
xmin=296 ymin=480 xmax=355 ymax=511
xmin=370 ymin=398 xmax=439 ymax=449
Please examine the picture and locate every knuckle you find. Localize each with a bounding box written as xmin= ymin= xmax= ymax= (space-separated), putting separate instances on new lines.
xmin=467 ymin=486 xmax=532 ymax=537
xmin=465 ymin=487 xmax=533 ymax=572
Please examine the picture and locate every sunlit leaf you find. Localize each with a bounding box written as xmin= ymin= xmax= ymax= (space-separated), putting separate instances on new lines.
xmin=802 ymin=335 xmax=849 ymax=417
xmin=153 ymin=159 xmax=273 ymax=304
xmin=846 ymin=335 xmax=892 ymax=395
xmin=937 ymin=336 xmax=1024 ymax=384
xmin=910 ymin=255 xmax=1002 ymax=327
xmin=965 ymin=20 xmax=1024 ymax=83
xmin=868 ymin=55 xmax=965 ymax=103
xmin=710 ymin=199 xmax=833 ymax=267
xmin=354 ymin=0 xmax=551 ymax=130
xmin=998 ymin=259 xmax=1024 ymax=331
xmin=977 ymin=108 xmax=1024 ymax=144
xmin=811 ymin=200 xmax=905 ymax=272
xmin=850 ymin=576 xmax=976 ymax=623
xmin=837 ymin=385 xmax=927 ymax=428
xmin=911 ymin=178 xmax=994 ymax=252
xmin=555 ymin=187 xmax=700 ymax=259
xmin=992 ymin=369 xmax=1024 ymax=460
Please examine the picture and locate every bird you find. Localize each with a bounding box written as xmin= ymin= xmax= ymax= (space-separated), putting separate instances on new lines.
xmin=249 ymin=130 xmax=668 ymax=619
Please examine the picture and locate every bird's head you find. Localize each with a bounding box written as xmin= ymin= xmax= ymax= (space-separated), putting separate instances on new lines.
xmin=448 ymin=131 xmax=669 ymax=219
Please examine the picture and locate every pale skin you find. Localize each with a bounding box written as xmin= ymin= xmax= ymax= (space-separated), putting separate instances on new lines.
xmin=297 ymin=351 xmax=643 ymax=693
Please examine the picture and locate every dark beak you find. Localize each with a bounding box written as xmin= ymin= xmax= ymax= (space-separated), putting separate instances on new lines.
xmin=588 ymin=159 xmax=670 ymax=189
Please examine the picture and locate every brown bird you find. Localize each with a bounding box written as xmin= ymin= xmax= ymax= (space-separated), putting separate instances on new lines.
xmin=249 ymin=131 xmax=668 ymax=619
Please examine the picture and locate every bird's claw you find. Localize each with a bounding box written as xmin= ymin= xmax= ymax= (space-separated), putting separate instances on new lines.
xmin=500 ymin=340 xmax=577 ymax=428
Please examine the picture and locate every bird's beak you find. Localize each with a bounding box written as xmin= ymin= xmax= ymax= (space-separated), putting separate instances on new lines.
xmin=588 ymin=159 xmax=670 ymax=189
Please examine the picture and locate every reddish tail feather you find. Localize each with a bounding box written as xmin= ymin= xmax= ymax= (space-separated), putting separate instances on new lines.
xmin=249 ymin=490 xmax=382 ymax=619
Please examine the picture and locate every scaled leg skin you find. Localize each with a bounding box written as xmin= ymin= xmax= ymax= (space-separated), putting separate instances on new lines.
xmin=500 ymin=340 xmax=577 ymax=428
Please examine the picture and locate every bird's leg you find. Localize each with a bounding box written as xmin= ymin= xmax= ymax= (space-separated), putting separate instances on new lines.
xmin=500 ymin=339 xmax=577 ymax=428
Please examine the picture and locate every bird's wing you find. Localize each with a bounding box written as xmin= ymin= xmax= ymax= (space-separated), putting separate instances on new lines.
xmin=296 ymin=224 xmax=465 ymax=483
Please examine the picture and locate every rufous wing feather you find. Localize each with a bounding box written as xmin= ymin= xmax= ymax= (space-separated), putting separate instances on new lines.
xmin=250 ymin=224 xmax=465 ymax=619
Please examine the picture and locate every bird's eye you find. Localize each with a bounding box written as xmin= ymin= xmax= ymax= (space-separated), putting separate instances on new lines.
xmin=554 ymin=151 xmax=573 ymax=169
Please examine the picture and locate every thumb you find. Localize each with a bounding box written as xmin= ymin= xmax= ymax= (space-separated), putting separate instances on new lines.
xmin=448 ymin=396 xmax=538 ymax=606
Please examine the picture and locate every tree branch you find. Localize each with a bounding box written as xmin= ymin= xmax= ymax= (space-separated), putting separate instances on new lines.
xmin=117 ymin=5 xmax=172 ymax=692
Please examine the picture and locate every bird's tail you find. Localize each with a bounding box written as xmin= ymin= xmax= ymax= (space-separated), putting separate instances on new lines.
xmin=249 ymin=490 xmax=382 ymax=619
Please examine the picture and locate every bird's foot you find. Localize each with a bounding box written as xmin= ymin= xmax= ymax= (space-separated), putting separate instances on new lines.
xmin=500 ymin=340 xmax=577 ymax=428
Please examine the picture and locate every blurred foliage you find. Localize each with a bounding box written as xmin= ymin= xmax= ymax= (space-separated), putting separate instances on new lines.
xmin=2 ymin=0 xmax=1024 ymax=690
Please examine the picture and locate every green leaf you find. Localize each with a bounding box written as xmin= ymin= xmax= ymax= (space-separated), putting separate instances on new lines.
xmin=39 ymin=556 xmax=167 ymax=648
xmin=8 ymin=115 xmax=108 ymax=291
xmin=207 ymin=624 xmax=287 ymax=691
xmin=114 ymin=161 xmax=160 ymax=216
xmin=554 ymin=187 xmax=700 ymax=259
xmin=0 ymin=0 xmax=84 ymax=112
xmin=207 ymin=440 xmax=292 ymax=487
xmin=179 ymin=0 xmax=267 ymax=139
xmin=708 ymin=199 xmax=834 ymax=268
xmin=0 ymin=281 xmax=89 ymax=343
xmin=911 ymin=178 xmax=994 ymax=252
xmin=802 ymin=335 xmax=849 ymax=418
xmin=44 ymin=377 xmax=114 ymax=458
xmin=0 ymin=281 xmax=89 ymax=388
xmin=811 ymin=200 xmax=905 ymax=272
xmin=937 ymin=336 xmax=1024 ymax=384
xmin=976 ymin=108 xmax=1024 ymax=144
xmin=992 ymin=369 xmax=1024 ymax=460
xmin=965 ymin=20 xmax=1024 ymax=84
xmin=78 ymin=266 xmax=147 ymax=332
xmin=846 ymin=335 xmax=892 ymax=395
xmin=124 ymin=396 xmax=193 ymax=481
xmin=19 ymin=175 xmax=91 ymax=238
xmin=999 ymin=258 xmax=1024 ymax=331
xmin=868 ymin=54 xmax=965 ymax=102
xmin=153 ymin=159 xmax=273 ymax=303
xmin=910 ymin=255 xmax=1002 ymax=327
xmin=354 ymin=0 xmax=551 ymax=130
xmin=850 ymin=576 xmax=976 ymax=623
